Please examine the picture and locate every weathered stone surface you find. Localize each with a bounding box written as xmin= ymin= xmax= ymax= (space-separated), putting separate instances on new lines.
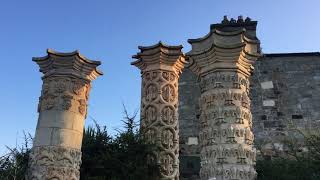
xmin=250 ymin=53 xmax=320 ymax=148
xmin=132 ymin=42 xmax=186 ymax=180
xmin=27 ymin=146 xmax=81 ymax=180
xmin=179 ymin=51 xmax=320 ymax=178
xmin=179 ymin=69 xmax=202 ymax=179
xmin=27 ymin=49 xmax=102 ymax=180
xmin=184 ymin=16 xmax=260 ymax=180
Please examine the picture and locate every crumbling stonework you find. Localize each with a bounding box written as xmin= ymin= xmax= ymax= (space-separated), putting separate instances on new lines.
xmin=27 ymin=49 xmax=102 ymax=180
xmin=132 ymin=42 xmax=186 ymax=179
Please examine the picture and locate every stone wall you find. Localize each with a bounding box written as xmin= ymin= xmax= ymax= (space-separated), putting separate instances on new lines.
xmin=178 ymin=68 xmax=201 ymax=179
xmin=178 ymin=52 xmax=320 ymax=179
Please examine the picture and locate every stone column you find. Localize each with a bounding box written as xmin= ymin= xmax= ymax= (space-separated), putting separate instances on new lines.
xmin=27 ymin=49 xmax=102 ymax=180
xmin=132 ymin=42 xmax=186 ymax=179
xmin=187 ymin=16 xmax=261 ymax=180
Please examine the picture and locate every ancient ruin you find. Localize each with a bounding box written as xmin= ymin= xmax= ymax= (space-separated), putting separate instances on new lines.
xmin=179 ymin=51 xmax=320 ymax=179
xmin=132 ymin=42 xmax=187 ymax=179
xmin=27 ymin=49 xmax=102 ymax=180
xmin=24 ymin=15 xmax=320 ymax=180
xmin=185 ymin=16 xmax=261 ymax=180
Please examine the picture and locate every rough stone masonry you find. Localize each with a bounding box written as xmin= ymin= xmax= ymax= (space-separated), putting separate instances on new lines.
xmin=179 ymin=27 xmax=320 ymax=180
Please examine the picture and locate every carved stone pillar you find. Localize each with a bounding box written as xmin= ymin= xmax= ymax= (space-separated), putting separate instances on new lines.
xmin=187 ymin=16 xmax=261 ymax=180
xmin=132 ymin=42 xmax=186 ymax=179
xmin=27 ymin=49 xmax=102 ymax=180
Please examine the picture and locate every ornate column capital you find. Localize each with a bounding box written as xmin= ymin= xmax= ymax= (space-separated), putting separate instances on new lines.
xmin=33 ymin=49 xmax=103 ymax=81
xmin=186 ymin=16 xmax=261 ymax=78
xmin=187 ymin=17 xmax=260 ymax=180
xmin=132 ymin=41 xmax=187 ymax=76
xmin=132 ymin=42 xmax=186 ymax=180
xmin=27 ymin=49 xmax=102 ymax=180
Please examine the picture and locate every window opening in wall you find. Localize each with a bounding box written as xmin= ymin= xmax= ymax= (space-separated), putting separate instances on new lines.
xmin=292 ymin=115 xmax=303 ymax=119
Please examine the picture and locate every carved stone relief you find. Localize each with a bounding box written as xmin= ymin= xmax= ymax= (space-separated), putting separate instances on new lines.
xmin=38 ymin=77 xmax=90 ymax=117
xmin=197 ymin=71 xmax=257 ymax=180
xmin=141 ymin=70 xmax=180 ymax=179
xmin=29 ymin=50 xmax=102 ymax=180
xmin=132 ymin=42 xmax=186 ymax=180
xmin=27 ymin=146 xmax=81 ymax=180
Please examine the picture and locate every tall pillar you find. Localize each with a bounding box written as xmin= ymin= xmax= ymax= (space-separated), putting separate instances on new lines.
xmin=187 ymin=16 xmax=261 ymax=180
xmin=27 ymin=49 xmax=102 ymax=180
xmin=132 ymin=42 xmax=186 ymax=179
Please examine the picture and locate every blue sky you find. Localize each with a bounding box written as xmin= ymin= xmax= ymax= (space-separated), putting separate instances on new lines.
xmin=1 ymin=0 xmax=320 ymax=154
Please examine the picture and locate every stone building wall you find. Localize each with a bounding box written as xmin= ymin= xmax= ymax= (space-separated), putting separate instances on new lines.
xmin=178 ymin=52 xmax=320 ymax=179
xmin=178 ymin=68 xmax=201 ymax=179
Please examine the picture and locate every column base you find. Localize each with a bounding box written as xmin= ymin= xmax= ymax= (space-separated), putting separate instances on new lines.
xmin=26 ymin=146 xmax=81 ymax=180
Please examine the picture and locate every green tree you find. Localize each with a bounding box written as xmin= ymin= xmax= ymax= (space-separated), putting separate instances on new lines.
xmin=0 ymin=107 xmax=158 ymax=180
xmin=0 ymin=133 xmax=31 ymax=180
xmin=80 ymin=108 xmax=158 ymax=180
xmin=256 ymin=128 xmax=320 ymax=180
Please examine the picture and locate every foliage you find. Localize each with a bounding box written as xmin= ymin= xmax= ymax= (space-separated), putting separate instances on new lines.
xmin=80 ymin=108 xmax=158 ymax=180
xmin=3 ymin=108 xmax=320 ymax=179
xmin=256 ymin=128 xmax=320 ymax=180
xmin=0 ymin=133 xmax=31 ymax=180
xmin=0 ymin=107 xmax=158 ymax=180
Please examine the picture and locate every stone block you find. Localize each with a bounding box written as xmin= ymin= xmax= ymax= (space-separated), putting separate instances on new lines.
xmin=261 ymin=81 xmax=274 ymax=89
xmin=263 ymin=100 xmax=275 ymax=106
xmin=33 ymin=127 xmax=53 ymax=147
xmin=187 ymin=137 xmax=198 ymax=145
xmin=51 ymin=128 xmax=82 ymax=149
xmin=38 ymin=110 xmax=74 ymax=130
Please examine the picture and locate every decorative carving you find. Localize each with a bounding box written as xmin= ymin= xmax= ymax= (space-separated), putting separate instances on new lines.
xmin=42 ymin=81 xmax=50 ymax=95
xmin=145 ymin=128 xmax=157 ymax=144
xmin=242 ymin=92 xmax=250 ymax=109
xmin=72 ymin=80 xmax=85 ymax=96
xmin=162 ymin=84 xmax=176 ymax=102
xmin=216 ymin=107 xmax=226 ymax=125
xmin=161 ymin=128 xmax=175 ymax=149
xmin=54 ymin=80 xmax=67 ymax=94
xmin=38 ymin=77 xmax=90 ymax=115
xmin=145 ymin=84 xmax=158 ymax=102
xmin=199 ymin=72 xmax=250 ymax=93
xmin=200 ymin=166 xmax=257 ymax=180
xmin=28 ymin=146 xmax=81 ymax=168
xmin=41 ymin=94 xmax=57 ymax=110
xmin=198 ymin=91 xmax=256 ymax=178
xmin=145 ymin=105 xmax=157 ymax=126
xmin=162 ymin=71 xmax=170 ymax=81
xmin=159 ymin=152 xmax=175 ymax=177
xmin=62 ymin=94 xmax=73 ymax=110
xmin=132 ymin=42 xmax=185 ymax=180
xmin=187 ymin=16 xmax=260 ymax=178
xmin=201 ymin=145 xmax=256 ymax=164
xmin=27 ymin=146 xmax=81 ymax=180
xmin=78 ymin=99 xmax=87 ymax=115
xmin=29 ymin=49 xmax=102 ymax=180
xmin=245 ymin=127 xmax=254 ymax=145
xmin=161 ymin=106 xmax=175 ymax=125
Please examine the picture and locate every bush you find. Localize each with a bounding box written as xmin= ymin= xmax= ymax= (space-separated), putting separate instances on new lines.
xmin=0 ymin=133 xmax=31 ymax=180
xmin=256 ymin=128 xmax=320 ymax=180
xmin=0 ymin=108 xmax=158 ymax=180
xmin=80 ymin=109 xmax=158 ymax=179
